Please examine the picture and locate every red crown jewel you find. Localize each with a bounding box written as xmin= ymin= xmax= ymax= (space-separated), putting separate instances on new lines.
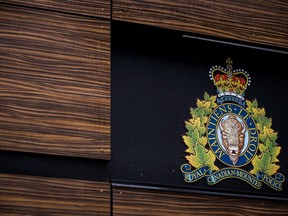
xmin=209 ymin=58 xmax=251 ymax=98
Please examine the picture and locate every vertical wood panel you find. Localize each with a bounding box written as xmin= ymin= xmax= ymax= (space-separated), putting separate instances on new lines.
xmin=0 ymin=5 xmax=110 ymax=159
xmin=2 ymin=0 xmax=110 ymax=18
xmin=0 ymin=173 xmax=110 ymax=215
xmin=113 ymin=0 xmax=288 ymax=49
xmin=113 ymin=185 xmax=288 ymax=215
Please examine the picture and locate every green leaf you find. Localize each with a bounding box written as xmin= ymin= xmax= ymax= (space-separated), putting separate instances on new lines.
xmin=259 ymin=143 xmax=268 ymax=153
xmin=250 ymin=150 xmax=280 ymax=175
xmin=186 ymin=142 xmax=218 ymax=171
xmin=256 ymin=116 xmax=272 ymax=132
xmin=185 ymin=120 xmax=194 ymax=132
xmin=190 ymin=108 xmax=197 ymax=119
xmin=183 ymin=135 xmax=195 ymax=155
xmin=203 ymin=92 xmax=210 ymax=101
xmin=270 ymin=146 xmax=281 ymax=163
xmin=183 ymin=93 xmax=218 ymax=171
xmin=190 ymin=107 xmax=202 ymax=119
xmin=188 ymin=117 xmax=206 ymax=136
xmin=203 ymin=92 xmax=217 ymax=109
xmin=191 ymin=129 xmax=200 ymax=143
xmin=246 ymin=99 xmax=258 ymax=114
xmin=197 ymin=99 xmax=211 ymax=110
xmin=252 ymin=107 xmax=265 ymax=117
xmin=198 ymin=136 xmax=207 ymax=146
xmin=259 ymin=136 xmax=276 ymax=153
xmin=264 ymin=137 xmax=281 ymax=163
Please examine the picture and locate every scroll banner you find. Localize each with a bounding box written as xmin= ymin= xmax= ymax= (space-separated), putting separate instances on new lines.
xmin=181 ymin=164 xmax=284 ymax=191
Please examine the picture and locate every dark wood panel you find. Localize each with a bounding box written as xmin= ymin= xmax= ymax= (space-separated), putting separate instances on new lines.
xmin=0 ymin=5 xmax=110 ymax=159
xmin=0 ymin=173 xmax=110 ymax=215
xmin=113 ymin=185 xmax=288 ymax=215
xmin=3 ymin=0 xmax=110 ymax=19
xmin=113 ymin=0 xmax=288 ymax=49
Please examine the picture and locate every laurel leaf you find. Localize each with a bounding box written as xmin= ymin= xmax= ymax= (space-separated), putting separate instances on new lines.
xmin=186 ymin=142 xmax=219 ymax=171
xmin=250 ymin=150 xmax=280 ymax=176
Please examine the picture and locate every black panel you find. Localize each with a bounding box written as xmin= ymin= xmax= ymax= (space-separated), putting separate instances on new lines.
xmin=110 ymin=21 xmax=288 ymax=200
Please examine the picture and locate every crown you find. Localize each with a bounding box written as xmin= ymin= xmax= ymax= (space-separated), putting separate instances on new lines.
xmin=209 ymin=58 xmax=251 ymax=100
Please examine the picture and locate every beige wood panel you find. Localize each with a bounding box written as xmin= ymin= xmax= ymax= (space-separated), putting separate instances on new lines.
xmin=113 ymin=0 xmax=288 ymax=49
xmin=0 ymin=4 xmax=110 ymax=160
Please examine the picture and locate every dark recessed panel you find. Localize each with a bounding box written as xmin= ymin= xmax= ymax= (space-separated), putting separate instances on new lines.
xmin=111 ymin=21 xmax=288 ymax=200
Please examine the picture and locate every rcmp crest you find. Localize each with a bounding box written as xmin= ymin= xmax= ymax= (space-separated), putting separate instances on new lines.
xmin=180 ymin=58 xmax=285 ymax=190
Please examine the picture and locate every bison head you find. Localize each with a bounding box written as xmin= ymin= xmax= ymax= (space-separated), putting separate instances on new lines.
xmin=219 ymin=115 xmax=246 ymax=165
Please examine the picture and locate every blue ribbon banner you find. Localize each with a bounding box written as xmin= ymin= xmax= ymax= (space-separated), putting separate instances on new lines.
xmin=181 ymin=164 xmax=285 ymax=191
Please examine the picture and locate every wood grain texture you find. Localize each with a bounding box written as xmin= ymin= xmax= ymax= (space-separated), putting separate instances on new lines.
xmin=2 ymin=0 xmax=110 ymax=19
xmin=113 ymin=185 xmax=288 ymax=215
xmin=113 ymin=0 xmax=288 ymax=49
xmin=0 ymin=173 xmax=110 ymax=215
xmin=0 ymin=4 xmax=110 ymax=160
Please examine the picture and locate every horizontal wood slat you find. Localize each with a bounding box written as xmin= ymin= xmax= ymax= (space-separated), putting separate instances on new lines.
xmin=113 ymin=0 xmax=288 ymax=49
xmin=0 ymin=5 xmax=110 ymax=159
xmin=2 ymin=0 xmax=110 ymax=19
xmin=113 ymin=185 xmax=288 ymax=215
xmin=0 ymin=173 xmax=110 ymax=215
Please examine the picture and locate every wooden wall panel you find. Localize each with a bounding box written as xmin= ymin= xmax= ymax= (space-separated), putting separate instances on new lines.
xmin=113 ymin=0 xmax=288 ymax=49
xmin=2 ymin=0 xmax=110 ymax=19
xmin=0 ymin=173 xmax=110 ymax=215
xmin=0 ymin=4 xmax=110 ymax=160
xmin=113 ymin=185 xmax=288 ymax=215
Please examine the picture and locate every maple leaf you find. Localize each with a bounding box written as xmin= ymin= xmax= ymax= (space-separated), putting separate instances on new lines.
xmin=256 ymin=116 xmax=272 ymax=132
xmin=183 ymin=127 xmax=207 ymax=154
xmin=190 ymin=108 xmax=207 ymax=125
xmin=246 ymin=99 xmax=258 ymax=114
xmin=197 ymin=99 xmax=212 ymax=115
xmin=270 ymin=146 xmax=281 ymax=163
xmin=259 ymin=137 xmax=281 ymax=163
xmin=203 ymin=92 xmax=217 ymax=109
xmin=250 ymin=150 xmax=280 ymax=176
xmin=190 ymin=107 xmax=203 ymax=119
xmin=198 ymin=136 xmax=207 ymax=146
xmin=259 ymin=126 xmax=277 ymax=143
xmin=189 ymin=117 xmax=206 ymax=135
xmin=259 ymin=138 xmax=273 ymax=153
xmin=185 ymin=120 xmax=194 ymax=134
xmin=186 ymin=142 xmax=218 ymax=171
xmin=252 ymin=107 xmax=266 ymax=117
xmin=183 ymin=135 xmax=195 ymax=155
xmin=197 ymin=99 xmax=210 ymax=109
